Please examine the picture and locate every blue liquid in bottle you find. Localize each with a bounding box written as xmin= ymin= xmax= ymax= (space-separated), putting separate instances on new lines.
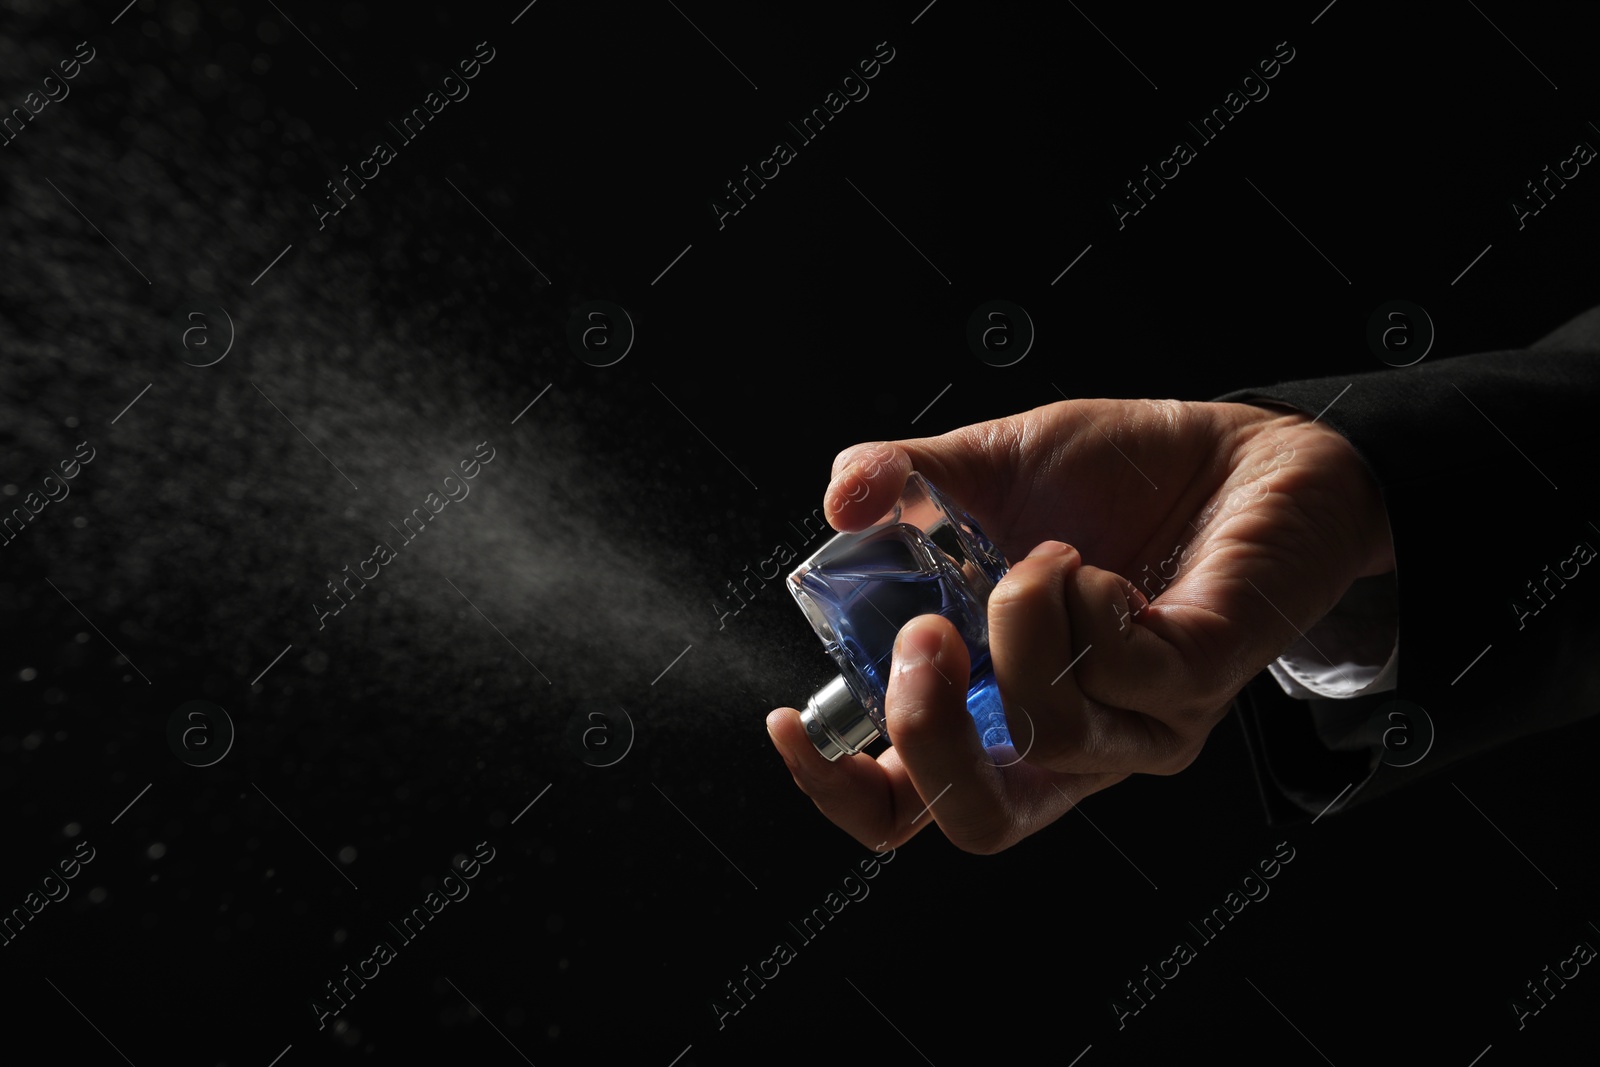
xmin=789 ymin=473 xmax=1012 ymax=758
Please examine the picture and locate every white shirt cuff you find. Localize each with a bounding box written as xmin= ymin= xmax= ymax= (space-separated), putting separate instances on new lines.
xmin=1267 ymin=571 xmax=1399 ymax=700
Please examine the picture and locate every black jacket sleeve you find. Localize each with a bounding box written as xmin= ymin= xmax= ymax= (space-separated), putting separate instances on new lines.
xmin=1216 ymin=304 xmax=1600 ymax=824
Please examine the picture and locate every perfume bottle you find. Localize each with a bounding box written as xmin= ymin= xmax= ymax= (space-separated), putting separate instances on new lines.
xmin=788 ymin=472 xmax=1012 ymax=759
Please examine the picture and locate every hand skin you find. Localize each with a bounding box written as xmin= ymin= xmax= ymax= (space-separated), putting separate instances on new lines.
xmin=766 ymin=397 xmax=1395 ymax=854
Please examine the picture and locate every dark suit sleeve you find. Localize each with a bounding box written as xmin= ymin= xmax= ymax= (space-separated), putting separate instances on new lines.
xmin=1215 ymin=304 xmax=1600 ymax=824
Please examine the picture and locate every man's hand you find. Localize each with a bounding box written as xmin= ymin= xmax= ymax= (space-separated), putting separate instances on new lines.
xmin=766 ymin=397 xmax=1395 ymax=853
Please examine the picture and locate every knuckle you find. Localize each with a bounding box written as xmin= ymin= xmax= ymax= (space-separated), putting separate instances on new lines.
xmin=1146 ymin=737 xmax=1202 ymax=776
xmin=1025 ymin=711 xmax=1091 ymax=770
xmin=854 ymin=828 xmax=897 ymax=851
xmin=988 ymin=564 xmax=1058 ymax=624
xmin=1070 ymin=644 xmax=1109 ymax=693
xmin=986 ymin=570 xmax=1033 ymax=615
xmin=1134 ymin=712 xmax=1207 ymax=775
xmin=949 ymin=819 xmax=1013 ymax=856
xmin=884 ymin=693 xmax=944 ymax=751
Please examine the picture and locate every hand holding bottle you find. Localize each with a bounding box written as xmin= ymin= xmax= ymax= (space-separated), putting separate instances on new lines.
xmin=766 ymin=397 xmax=1395 ymax=854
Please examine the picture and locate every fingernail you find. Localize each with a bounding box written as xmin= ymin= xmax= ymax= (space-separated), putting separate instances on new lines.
xmin=767 ymin=711 xmax=802 ymax=773
xmin=824 ymin=473 xmax=863 ymax=516
xmin=832 ymin=442 xmax=883 ymax=476
xmin=1026 ymin=540 xmax=1074 ymax=560
xmin=831 ymin=444 xmax=862 ymax=477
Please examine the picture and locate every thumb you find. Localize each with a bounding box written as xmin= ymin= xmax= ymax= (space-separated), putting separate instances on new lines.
xmin=825 ymin=419 xmax=1019 ymax=532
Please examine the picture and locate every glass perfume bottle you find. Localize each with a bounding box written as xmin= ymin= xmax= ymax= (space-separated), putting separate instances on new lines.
xmin=788 ymin=472 xmax=1012 ymax=759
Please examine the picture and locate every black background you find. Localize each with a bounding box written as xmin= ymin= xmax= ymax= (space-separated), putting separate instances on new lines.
xmin=3 ymin=1 xmax=1599 ymax=1063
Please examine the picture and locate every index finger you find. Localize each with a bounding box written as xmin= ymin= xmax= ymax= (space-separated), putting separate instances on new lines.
xmin=766 ymin=616 xmax=1127 ymax=853
xmin=884 ymin=614 xmax=1123 ymax=854
xmin=766 ymin=705 xmax=934 ymax=851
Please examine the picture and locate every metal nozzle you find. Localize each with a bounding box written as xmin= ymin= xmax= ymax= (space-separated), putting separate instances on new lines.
xmin=799 ymin=674 xmax=880 ymax=761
